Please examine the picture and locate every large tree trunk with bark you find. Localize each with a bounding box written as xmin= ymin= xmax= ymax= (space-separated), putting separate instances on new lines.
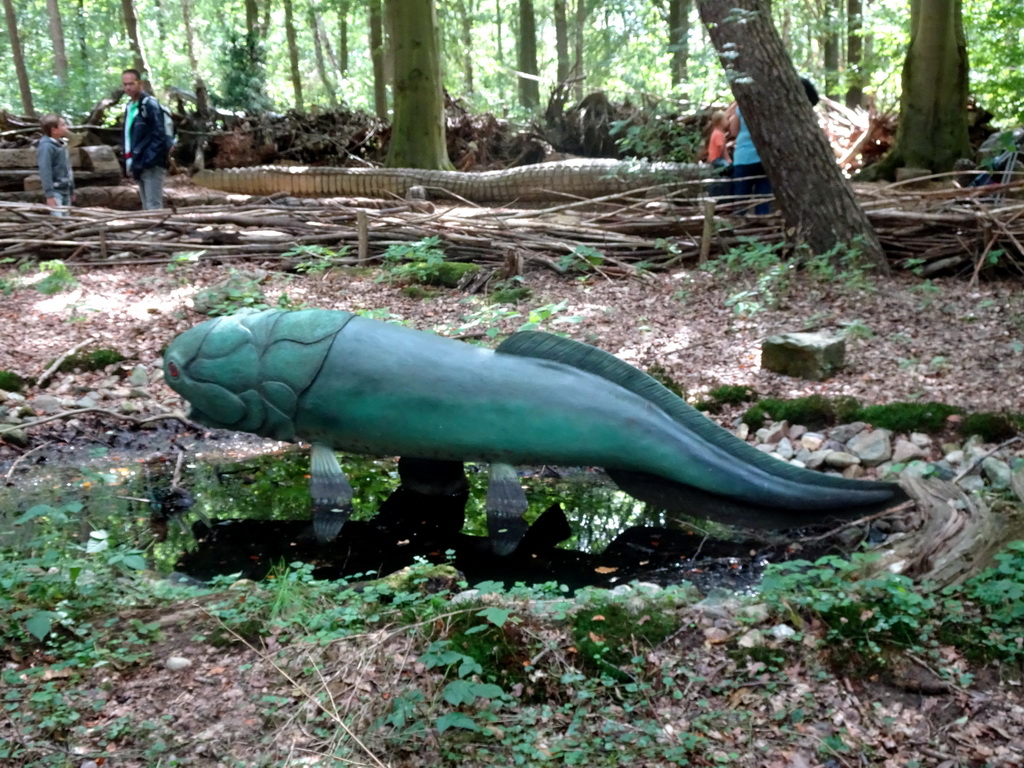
xmin=3 ymin=0 xmax=34 ymax=116
xmin=873 ymin=0 xmax=970 ymax=176
xmin=384 ymin=0 xmax=451 ymax=170
xmin=46 ymin=0 xmax=68 ymax=84
xmin=517 ymin=0 xmax=540 ymax=110
xmin=697 ymin=0 xmax=888 ymax=273
xmin=309 ymin=6 xmax=338 ymax=106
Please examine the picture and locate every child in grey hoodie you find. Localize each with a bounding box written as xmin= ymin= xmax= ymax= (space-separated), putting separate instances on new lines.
xmin=37 ymin=114 xmax=75 ymax=216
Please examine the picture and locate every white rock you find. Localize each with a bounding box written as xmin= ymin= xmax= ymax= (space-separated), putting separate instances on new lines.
xmin=800 ymin=433 xmax=825 ymax=451
xmin=737 ymin=629 xmax=765 ymax=648
xmin=165 ymin=656 xmax=192 ymax=671
xmin=769 ymin=624 xmax=797 ymax=640
xmin=824 ymin=451 xmax=861 ymax=469
xmin=910 ymin=432 xmax=933 ymax=449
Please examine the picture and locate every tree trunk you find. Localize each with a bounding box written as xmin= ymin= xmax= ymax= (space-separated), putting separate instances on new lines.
xmin=369 ymin=0 xmax=387 ymax=119
xmin=245 ymin=0 xmax=258 ymax=33
xmin=459 ymin=0 xmax=475 ymax=95
xmin=877 ymin=0 xmax=971 ymax=176
xmin=75 ymin=0 xmax=88 ymax=62
xmin=384 ymin=0 xmax=451 ymax=169
xmin=181 ymin=0 xmax=209 ymax=115
xmin=2 ymin=0 xmax=34 ymax=116
xmin=667 ymin=0 xmax=691 ymax=88
xmin=283 ymin=0 xmax=304 ymax=110
xmin=316 ymin=9 xmax=341 ymax=76
xmin=121 ymin=0 xmax=150 ymax=80
xmin=697 ymin=0 xmax=889 ymax=273
xmin=554 ymin=0 xmax=569 ymax=83
xmin=309 ymin=6 xmax=338 ymax=105
xmin=337 ymin=0 xmax=349 ymax=74
xmin=823 ymin=0 xmax=840 ymax=99
xmin=845 ymin=0 xmax=864 ymax=108
xmin=517 ymin=0 xmax=540 ymax=110
xmin=573 ymin=0 xmax=587 ymax=101
xmin=46 ymin=0 xmax=69 ymax=84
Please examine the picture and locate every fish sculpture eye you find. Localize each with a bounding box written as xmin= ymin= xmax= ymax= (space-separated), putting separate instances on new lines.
xmin=167 ymin=361 xmax=180 ymax=379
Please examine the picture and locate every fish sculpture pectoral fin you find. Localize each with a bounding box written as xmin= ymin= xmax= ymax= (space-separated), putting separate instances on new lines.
xmin=310 ymin=443 xmax=354 ymax=542
xmin=486 ymin=462 xmax=530 ymax=556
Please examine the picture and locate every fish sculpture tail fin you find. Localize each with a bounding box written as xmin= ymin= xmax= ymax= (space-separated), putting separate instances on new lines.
xmin=606 ymin=468 xmax=910 ymax=530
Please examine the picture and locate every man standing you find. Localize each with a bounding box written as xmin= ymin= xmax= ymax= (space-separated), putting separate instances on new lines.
xmin=121 ymin=68 xmax=169 ymax=209
xmin=37 ymin=114 xmax=75 ymax=217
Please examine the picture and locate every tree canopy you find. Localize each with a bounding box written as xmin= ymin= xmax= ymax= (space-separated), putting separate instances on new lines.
xmin=2 ymin=0 xmax=1023 ymax=129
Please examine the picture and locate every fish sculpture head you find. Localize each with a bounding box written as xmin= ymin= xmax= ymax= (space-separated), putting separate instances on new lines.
xmin=164 ymin=309 xmax=355 ymax=442
xmin=163 ymin=312 xmax=302 ymax=441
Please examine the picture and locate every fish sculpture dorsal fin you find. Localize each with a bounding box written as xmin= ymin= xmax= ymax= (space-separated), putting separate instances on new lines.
xmin=496 ymin=331 xmax=863 ymax=491
xmin=497 ymin=330 xmax=686 ymax=416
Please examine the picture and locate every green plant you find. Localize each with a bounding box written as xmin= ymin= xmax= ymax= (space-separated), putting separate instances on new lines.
xmin=35 ymin=260 xmax=77 ymax=295
xmin=760 ymin=553 xmax=940 ymax=667
xmin=0 ymin=370 xmax=30 ymax=391
xmin=488 ymin=277 xmax=533 ymax=304
xmin=285 ymin=244 xmax=351 ymax=274
xmin=558 ymin=245 xmax=606 ymax=274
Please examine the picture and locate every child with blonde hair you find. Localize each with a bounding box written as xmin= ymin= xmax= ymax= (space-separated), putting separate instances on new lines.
xmin=37 ymin=114 xmax=75 ymax=217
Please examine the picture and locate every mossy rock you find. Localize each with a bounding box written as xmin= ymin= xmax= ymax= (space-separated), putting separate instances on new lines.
xmin=695 ymin=384 xmax=758 ymax=413
xmin=958 ymin=412 xmax=1023 ymax=442
xmin=54 ymin=347 xmax=126 ymax=374
xmin=743 ymin=394 xmax=861 ymax=431
xmin=571 ymin=600 xmax=678 ymax=677
xmin=857 ymin=402 xmax=964 ymax=433
xmin=0 ymin=370 xmax=30 ymax=392
xmin=411 ymin=261 xmax=481 ymax=288
xmin=740 ymin=395 xmax=1021 ymax=438
xmin=490 ymin=285 xmax=533 ymax=304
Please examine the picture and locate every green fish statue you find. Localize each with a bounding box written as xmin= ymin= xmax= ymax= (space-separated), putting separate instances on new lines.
xmin=163 ymin=309 xmax=907 ymax=551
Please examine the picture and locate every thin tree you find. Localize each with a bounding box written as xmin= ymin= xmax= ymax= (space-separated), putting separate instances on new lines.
xmin=554 ymin=0 xmax=570 ymax=83
xmin=336 ymin=0 xmax=349 ymax=75
xmin=2 ymin=0 xmax=34 ymax=116
xmin=369 ymin=0 xmax=387 ymax=119
xmin=181 ymin=0 xmax=210 ymax=115
xmin=283 ymin=0 xmax=304 ymax=110
xmin=517 ymin=0 xmax=540 ymax=110
xmin=384 ymin=0 xmax=451 ymax=169
xmin=456 ymin=0 xmax=475 ymax=95
xmin=871 ymin=0 xmax=971 ymax=177
xmin=572 ymin=0 xmax=587 ymax=101
xmin=845 ymin=0 xmax=864 ymax=108
xmin=121 ymin=0 xmax=150 ymax=80
xmin=309 ymin=6 xmax=338 ymax=106
xmin=46 ymin=0 xmax=69 ymax=84
xmin=665 ymin=0 xmax=692 ymax=87
xmin=697 ymin=0 xmax=889 ymax=272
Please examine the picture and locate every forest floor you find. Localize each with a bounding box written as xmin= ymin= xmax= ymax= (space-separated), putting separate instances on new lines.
xmin=2 ymin=197 xmax=1024 ymax=767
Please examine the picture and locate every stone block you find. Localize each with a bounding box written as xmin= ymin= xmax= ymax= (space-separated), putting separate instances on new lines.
xmin=761 ymin=331 xmax=845 ymax=381
xmin=79 ymin=145 xmax=121 ymax=174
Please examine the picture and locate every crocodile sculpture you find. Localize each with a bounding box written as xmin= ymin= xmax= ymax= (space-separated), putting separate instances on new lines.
xmin=192 ymin=158 xmax=709 ymax=201
xmin=163 ymin=309 xmax=907 ymax=551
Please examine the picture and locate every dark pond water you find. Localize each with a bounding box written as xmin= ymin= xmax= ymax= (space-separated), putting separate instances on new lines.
xmin=1 ymin=433 xmax=854 ymax=593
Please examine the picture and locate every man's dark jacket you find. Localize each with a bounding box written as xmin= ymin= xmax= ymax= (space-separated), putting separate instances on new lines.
xmin=126 ymin=95 xmax=169 ymax=179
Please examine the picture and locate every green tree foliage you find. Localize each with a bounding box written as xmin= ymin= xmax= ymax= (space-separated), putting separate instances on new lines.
xmin=213 ymin=29 xmax=272 ymax=113
xmin=0 ymin=0 xmax=1022 ymax=127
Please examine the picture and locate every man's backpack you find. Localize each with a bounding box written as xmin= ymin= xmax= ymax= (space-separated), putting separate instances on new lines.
xmin=141 ymin=95 xmax=177 ymax=151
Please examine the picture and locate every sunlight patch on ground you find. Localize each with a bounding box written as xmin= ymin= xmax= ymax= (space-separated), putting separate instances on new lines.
xmin=32 ymin=282 xmax=194 ymax=322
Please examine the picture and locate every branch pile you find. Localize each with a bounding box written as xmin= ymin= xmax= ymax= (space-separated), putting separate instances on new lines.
xmin=1 ymin=181 xmax=1022 ymax=281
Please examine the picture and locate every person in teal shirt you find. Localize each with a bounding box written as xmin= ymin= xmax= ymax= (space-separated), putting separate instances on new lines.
xmin=727 ymin=77 xmax=820 ymax=215
xmin=122 ymin=68 xmax=170 ymax=210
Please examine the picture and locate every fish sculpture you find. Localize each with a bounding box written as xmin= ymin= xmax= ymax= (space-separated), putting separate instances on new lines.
xmin=163 ymin=308 xmax=907 ymax=551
